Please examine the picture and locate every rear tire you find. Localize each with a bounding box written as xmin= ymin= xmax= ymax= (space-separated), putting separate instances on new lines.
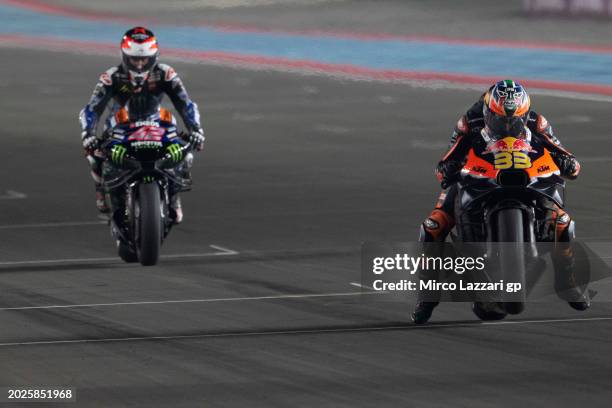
xmin=495 ymin=208 xmax=526 ymax=315
xmin=137 ymin=182 xmax=162 ymax=266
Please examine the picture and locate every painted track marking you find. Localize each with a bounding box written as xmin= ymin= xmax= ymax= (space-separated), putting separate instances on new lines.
xmin=0 ymin=245 xmax=239 ymax=266
xmin=0 ymin=316 xmax=610 ymax=347
xmin=0 ymin=220 xmax=106 ymax=229
xmin=350 ymin=282 xmax=377 ymax=291
xmin=0 ymin=291 xmax=379 ymax=312
xmin=0 ymin=190 xmax=26 ymax=200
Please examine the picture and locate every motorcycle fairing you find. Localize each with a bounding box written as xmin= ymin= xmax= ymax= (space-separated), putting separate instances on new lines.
xmin=458 ymin=134 xmax=565 ymax=210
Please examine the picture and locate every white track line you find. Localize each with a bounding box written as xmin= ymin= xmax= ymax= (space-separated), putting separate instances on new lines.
xmin=0 ymin=245 xmax=239 ymax=266
xmin=0 ymin=316 xmax=610 ymax=347
xmin=0 ymin=190 xmax=26 ymax=200
xmin=350 ymin=282 xmax=378 ymax=291
xmin=208 ymin=245 xmax=240 ymax=255
xmin=0 ymin=256 xmax=123 ymax=266
xmin=0 ymin=220 xmax=106 ymax=229
xmin=0 ymin=291 xmax=380 ymax=311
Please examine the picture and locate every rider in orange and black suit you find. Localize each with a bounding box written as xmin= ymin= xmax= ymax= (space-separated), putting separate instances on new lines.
xmin=412 ymin=80 xmax=586 ymax=324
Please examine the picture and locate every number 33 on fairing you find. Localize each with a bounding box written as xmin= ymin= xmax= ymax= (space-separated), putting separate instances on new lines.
xmin=494 ymin=151 xmax=531 ymax=170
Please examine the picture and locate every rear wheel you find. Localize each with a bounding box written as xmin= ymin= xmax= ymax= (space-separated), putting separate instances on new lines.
xmin=495 ymin=208 xmax=526 ymax=315
xmin=137 ymin=182 xmax=162 ymax=266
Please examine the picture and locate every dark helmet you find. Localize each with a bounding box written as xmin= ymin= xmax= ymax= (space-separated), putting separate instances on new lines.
xmin=483 ymin=79 xmax=531 ymax=138
xmin=120 ymin=27 xmax=159 ymax=75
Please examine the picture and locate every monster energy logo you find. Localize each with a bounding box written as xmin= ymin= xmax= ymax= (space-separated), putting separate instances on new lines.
xmin=130 ymin=95 xmax=147 ymax=111
xmin=111 ymin=145 xmax=127 ymax=164
xmin=142 ymin=176 xmax=155 ymax=183
xmin=166 ymin=144 xmax=182 ymax=162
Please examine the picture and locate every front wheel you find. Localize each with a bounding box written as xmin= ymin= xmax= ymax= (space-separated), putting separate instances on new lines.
xmin=495 ymin=208 xmax=526 ymax=315
xmin=137 ymin=182 xmax=162 ymax=266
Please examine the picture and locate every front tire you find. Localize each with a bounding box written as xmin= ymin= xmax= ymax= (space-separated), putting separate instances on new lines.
xmin=137 ymin=182 xmax=162 ymax=266
xmin=495 ymin=208 xmax=526 ymax=315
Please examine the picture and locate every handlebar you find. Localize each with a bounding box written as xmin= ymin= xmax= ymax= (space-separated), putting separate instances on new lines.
xmin=100 ymin=135 xmax=193 ymax=171
xmin=157 ymin=140 xmax=194 ymax=169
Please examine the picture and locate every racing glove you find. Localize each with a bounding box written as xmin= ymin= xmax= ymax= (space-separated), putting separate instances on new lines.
xmin=188 ymin=128 xmax=205 ymax=151
xmin=437 ymin=160 xmax=463 ymax=189
xmin=110 ymin=144 xmax=128 ymax=166
xmin=81 ymin=131 xmax=99 ymax=153
xmin=552 ymin=152 xmax=580 ymax=179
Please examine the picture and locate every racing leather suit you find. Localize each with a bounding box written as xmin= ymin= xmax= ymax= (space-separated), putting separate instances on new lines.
xmin=79 ymin=63 xmax=203 ymax=215
xmin=411 ymin=94 xmax=588 ymax=322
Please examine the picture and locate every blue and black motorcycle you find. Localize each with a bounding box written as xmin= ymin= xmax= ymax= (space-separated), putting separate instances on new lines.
xmin=102 ymin=120 xmax=192 ymax=266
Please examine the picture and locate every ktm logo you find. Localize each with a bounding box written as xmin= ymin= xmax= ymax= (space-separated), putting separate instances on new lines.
xmin=472 ymin=166 xmax=487 ymax=174
xmin=537 ymin=165 xmax=550 ymax=173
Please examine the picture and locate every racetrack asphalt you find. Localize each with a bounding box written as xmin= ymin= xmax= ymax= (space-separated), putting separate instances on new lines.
xmin=1 ymin=14 xmax=612 ymax=408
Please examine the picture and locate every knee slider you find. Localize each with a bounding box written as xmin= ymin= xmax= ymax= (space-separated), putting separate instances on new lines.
xmin=558 ymin=219 xmax=575 ymax=242
xmin=419 ymin=210 xmax=453 ymax=242
xmin=555 ymin=211 xmax=573 ymax=241
xmin=184 ymin=152 xmax=194 ymax=169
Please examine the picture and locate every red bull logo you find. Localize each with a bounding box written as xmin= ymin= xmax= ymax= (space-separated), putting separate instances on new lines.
xmin=484 ymin=136 xmax=536 ymax=154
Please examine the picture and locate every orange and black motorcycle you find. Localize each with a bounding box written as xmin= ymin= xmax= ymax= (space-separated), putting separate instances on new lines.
xmin=453 ymin=130 xmax=569 ymax=317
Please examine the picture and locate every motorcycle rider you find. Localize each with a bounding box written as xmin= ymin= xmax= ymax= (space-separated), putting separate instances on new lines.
xmin=79 ymin=27 xmax=205 ymax=223
xmin=412 ymin=79 xmax=585 ymax=324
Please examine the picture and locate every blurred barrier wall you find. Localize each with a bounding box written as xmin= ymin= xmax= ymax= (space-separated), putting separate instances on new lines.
xmin=524 ymin=0 xmax=612 ymax=16
xmin=2 ymin=1 xmax=612 ymax=96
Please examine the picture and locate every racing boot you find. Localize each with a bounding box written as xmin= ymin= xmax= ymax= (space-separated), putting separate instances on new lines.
xmin=554 ymin=247 xmax=590 ymax=311
xmin=411 ymin=205 xmax=453 ymax=324
xmin=411 ymin=301 xmax=439 ymax=324
xmin=568 ymin=297 xmax=591 ymax=311
xmin=472 ymin=301 xmax=507 ymax=321
xmin=552 ymin=217 xmax=591 ymax=311
xmin=170 ymin=195 xmax=183 ymax=224
xmin=95 ymin=183 xmax=109 ymax=214
xmin=89 ymin=154 xmax=108 ymax=214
